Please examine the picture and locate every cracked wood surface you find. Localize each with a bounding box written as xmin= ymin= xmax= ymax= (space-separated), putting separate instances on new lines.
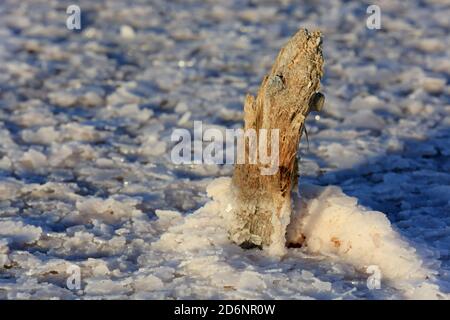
xmin=230 ymin=28 xmax=324 ymax=249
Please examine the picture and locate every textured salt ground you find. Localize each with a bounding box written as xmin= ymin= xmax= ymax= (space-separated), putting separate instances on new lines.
xmin=0 ymin=0 xmax=450 ymax=299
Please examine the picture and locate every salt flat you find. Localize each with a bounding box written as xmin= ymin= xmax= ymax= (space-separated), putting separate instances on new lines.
xmin=0 ymin=0 xmax=449 ymax=299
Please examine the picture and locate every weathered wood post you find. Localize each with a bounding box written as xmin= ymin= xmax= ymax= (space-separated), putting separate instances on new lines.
xmin=229 ymin=29 xmax=324 ymax=252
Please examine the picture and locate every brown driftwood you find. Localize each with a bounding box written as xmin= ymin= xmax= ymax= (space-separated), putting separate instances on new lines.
xmin=229 ymin=29 xmax=324 ymax=251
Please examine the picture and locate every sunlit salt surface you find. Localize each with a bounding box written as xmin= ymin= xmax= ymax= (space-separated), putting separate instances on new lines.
xmin=0 ymin=0 xmax=449 ymax=299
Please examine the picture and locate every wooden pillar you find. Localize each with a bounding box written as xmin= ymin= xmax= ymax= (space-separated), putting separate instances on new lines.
xmin=229 ymin=29 xmax=324 ymax=252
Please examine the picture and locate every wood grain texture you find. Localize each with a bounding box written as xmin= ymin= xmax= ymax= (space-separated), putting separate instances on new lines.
xmin=230 ymin=28 xmax=324 ymax=249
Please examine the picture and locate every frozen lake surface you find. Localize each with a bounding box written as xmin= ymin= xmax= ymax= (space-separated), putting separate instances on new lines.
xmin=0 ymin=0 xmax=449 ymax=299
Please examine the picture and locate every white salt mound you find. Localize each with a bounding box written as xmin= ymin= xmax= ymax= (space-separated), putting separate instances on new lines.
xmin=0 ymin=220 xmax=42 ymax=245
xmin=207 ymin=177 xmax=445 ymax=299
xmin=288 ymin=184 xmax=444 ymax=298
